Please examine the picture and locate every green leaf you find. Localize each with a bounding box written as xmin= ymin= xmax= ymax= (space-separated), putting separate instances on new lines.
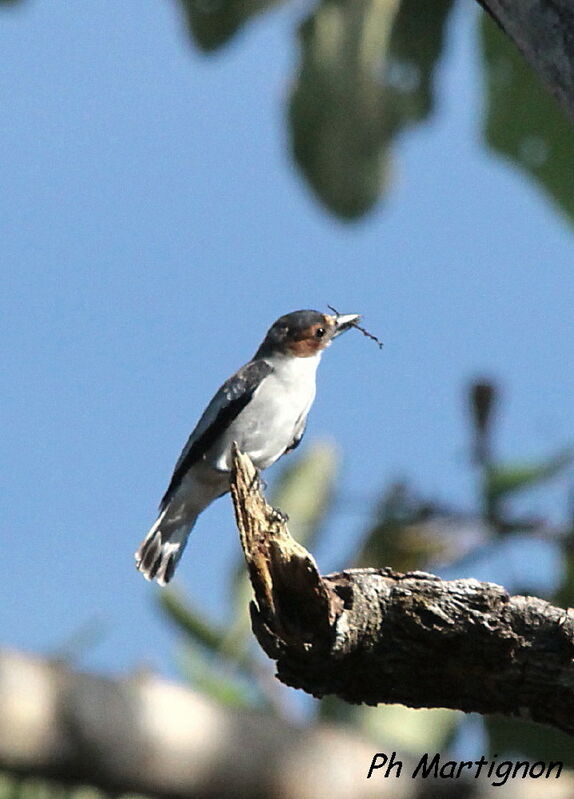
xmin=358 ymin=705 xmax=462 ymax=753
xmin=50 ymin=617 xmax=107 ymax=664
xmin=354 ymin=481 xmax=449 ymax=572
xmin=382 ymin=0 xmax=455 ymax=128
xmin=485 ymin=449 xmax=573 ymax=503
xmin=317 ymin=694 xmax=359 ymax=723
xmin=268 ymin=439 xmax=339 ymax=549
xmin=176 ymin=644 xmax=254 ymax=708
xmin=289 ymin=0 xmax=454 ymax=219
xmin=159 ymin=585 xmax=274 ymax=702
xmin=482 ymin=14 xmax=574 ymax=223
xmin=554 ymin=548 xmax=574 ymax=609
xmin=468 ymin=379 xmax=498 ymax=465
xmin=158 ymin=587 xmax=225 ymax=653
xmin=178 ymin=0 xmax=282 ymax=52
xmin=290 ymin=0 xmax=398 ymax=219
xmin=486 ymin=715 xmax=574 ymax=768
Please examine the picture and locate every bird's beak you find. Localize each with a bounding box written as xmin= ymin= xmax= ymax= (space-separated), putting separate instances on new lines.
xmin=330 ymin=313 xmax=361 ymax=338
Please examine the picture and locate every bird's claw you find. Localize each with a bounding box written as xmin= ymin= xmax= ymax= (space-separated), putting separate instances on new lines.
xmin=270 ymin=506 xmax=289 ymax=525
xmin=247 ymin=469 xmax=266 ymax=494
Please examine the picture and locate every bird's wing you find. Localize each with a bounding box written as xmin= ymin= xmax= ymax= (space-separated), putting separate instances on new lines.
xmin=160 ymin=359 xmax=273 ymax=510
xmin=284 ymin=418 xmax=307 ymax=454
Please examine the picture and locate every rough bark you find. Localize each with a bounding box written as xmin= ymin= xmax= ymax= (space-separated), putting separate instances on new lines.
xmin=476 ymin=0 xmax=574 ymax=120
xmin=230 ymin=447 xmax=574 ymax=736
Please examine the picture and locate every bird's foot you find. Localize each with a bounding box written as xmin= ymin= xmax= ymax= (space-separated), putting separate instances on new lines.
xmin=269 ymin=506 xmax=289 ymax=525
xmin=248 ymin=469 xmax=267 ymax=494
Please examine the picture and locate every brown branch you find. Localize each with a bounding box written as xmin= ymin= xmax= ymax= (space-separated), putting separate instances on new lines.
xmin=230 ymin=446 xmax=574 ymax=736
xmin=0 ymin=648 xmax=400 ymax=799
xmin=475 ymin=0 xmax=574 ymax=120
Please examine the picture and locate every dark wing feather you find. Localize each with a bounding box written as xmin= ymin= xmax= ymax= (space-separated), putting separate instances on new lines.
xmin=284 ymin=421 xmax=306 ymax=454
xmin=160 ymin=359 xmax=273 ymax=510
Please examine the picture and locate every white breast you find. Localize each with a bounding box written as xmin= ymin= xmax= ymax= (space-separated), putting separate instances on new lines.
xmin=209 ymin=352 xmax=321 ymax=471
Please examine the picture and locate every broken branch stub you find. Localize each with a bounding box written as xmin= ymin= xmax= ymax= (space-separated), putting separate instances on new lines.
xmin=230 ymin=444 xmax=341 ymax=655
xmin=230 ymin=447 xmax=574 ymax=734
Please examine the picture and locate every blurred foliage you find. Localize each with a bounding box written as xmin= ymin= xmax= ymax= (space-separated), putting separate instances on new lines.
xmin=555 ymin=501 xmax=574 ymax=610
xmin=258 ymin=438 xmax=338 ymax=550
xmin=177 ymin=0 xmax=455 ymax=218
xmin=289 ymin=0 xmax=398 ymax=219
xmin=482 ymin=14 xmax=574 ymax=223
xmin=5 ymin=0 xmax=573 ymax=221
xmin=465 ymin=380 xmax=573 ymax=530
xmin=0 ymin=776 xmax=113 ymax=799
xmin=484 ymin=449 xmax=573 ymax=524
xmin=469 ymin=379 xmax=497 ymax=464
xmin=160 ymin=587 xmax=226 ymax=652
xmin=352 ymin=481 xmax=451 ymax=571
xmin=50 ymin=618 xmax=108 ymax=664
xmin=173 ymin=0 xmax=574 ymax=222
xmin=178 ymin=0 xmax=283 ymax=52
xmin=289 ymin=0 xmax=454 ymax=218
xmin=486 ymin=716 xmax=574 ymax=770
xmin=383 ymin=0 xmax=455 ymax=125
xmin=360 ymin=705 xmax=461 ymax=752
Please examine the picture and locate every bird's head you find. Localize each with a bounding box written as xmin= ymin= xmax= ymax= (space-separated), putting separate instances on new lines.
xmin=255 ymin=309 xmax=361 ymax=359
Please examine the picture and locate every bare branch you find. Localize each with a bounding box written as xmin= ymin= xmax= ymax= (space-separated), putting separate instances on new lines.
xmin=476 ymin=0 xmax=574 ymax=120
xmin=0 ymin=648 xmax=396 ymax=799
xmin=231 ymin=447 xmax=574 ymax=736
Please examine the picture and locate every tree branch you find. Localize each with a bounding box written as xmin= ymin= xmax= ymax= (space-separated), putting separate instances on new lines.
xmin=475 ymin=0 xmax=574 ymax=120
xmin=230 ymin=446 xmax=574 ymax=736
xmin=0 ymin=648 xmax=397 ymax=799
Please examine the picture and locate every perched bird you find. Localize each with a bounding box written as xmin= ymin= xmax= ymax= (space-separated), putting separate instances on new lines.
xmin=135 ymin=309 xmax=360 ymax=585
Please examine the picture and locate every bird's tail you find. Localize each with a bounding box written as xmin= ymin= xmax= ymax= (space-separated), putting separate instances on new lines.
xmin=135 ymin=510 xmax=197 ymax=586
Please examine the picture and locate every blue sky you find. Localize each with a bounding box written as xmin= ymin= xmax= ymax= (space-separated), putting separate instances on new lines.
xmin=1 ymin=1 xmax=573 ymax=680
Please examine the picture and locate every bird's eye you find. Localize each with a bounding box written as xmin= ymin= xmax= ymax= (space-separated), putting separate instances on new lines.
xmin=315 ymin=327 xmax=326 ymax=339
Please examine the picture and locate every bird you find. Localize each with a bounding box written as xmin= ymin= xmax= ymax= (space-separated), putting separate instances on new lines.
xmin=135 ymin=309 xmax=360 ymax=585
